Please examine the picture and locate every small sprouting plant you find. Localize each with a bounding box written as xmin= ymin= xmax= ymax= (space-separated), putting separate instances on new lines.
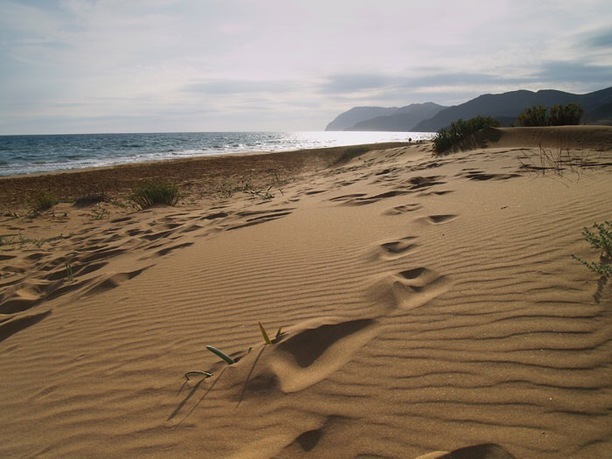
xmin=206 ymin=345 xmax=236 ymax=365
xmin=184 ymin=324 xmax=285 ymax=382
xmin=572 ymin=221 xmax=611 ymax=278
xmin=90 ymin=205 xmax=110 ymax=220
xmin=183 ymin=345 xmax=234 ymax=381
xmin=65 ymin=262 xmax=74 ymax=283
xmin=129 ymin=180 xmax=180 ymax=209
xmin=259 ymin=321 xmax=272 ymax=344
xmin=184 ymin=370 xmax=213 ymax=381
xmin=258 ymin=321 xmax=283 ymax=345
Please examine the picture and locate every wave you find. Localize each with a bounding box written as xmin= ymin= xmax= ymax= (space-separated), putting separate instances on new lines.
xmin=0 ymin=131 xmax=434 ymax=177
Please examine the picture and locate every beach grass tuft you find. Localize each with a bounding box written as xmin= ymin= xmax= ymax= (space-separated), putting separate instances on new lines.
xmin=30 ymin=192 xmax=59 ymax=213
xmin=433 ymin=116 xmax=500 ymax=154
xmin=334 ymin=145 xmax=371 ymax=165
xmin=129 ymin=180 xmax=180 ymax=209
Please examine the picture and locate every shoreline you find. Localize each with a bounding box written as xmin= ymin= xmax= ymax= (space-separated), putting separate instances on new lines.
xmin=0 ymin=141 xmax=411 ymax=210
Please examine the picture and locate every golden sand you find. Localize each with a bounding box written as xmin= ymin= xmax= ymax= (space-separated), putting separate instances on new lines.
xmin=1 ymin=127 xmax=611 ymax=458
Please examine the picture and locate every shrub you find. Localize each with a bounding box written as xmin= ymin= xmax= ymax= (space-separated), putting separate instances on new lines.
xmin=517 ymin=105 xmax=548 ymax=127
xmin=334 ymin=145 xmax=371 ymax=165
xmin=433 ymin=115 xmax=500 ymax=154
xmin=30 ymin=192 xmax=59 ymax=213
xmin=74 ymin=191 xmax=108 ymax=207
xmin=129 ymin=180 xmax=180 ymax=209
xmin=517 ymin=103 xmax=584 ymax=127
xmin=572 ymin=221 xmax=611 ymax=278
xmin=549 ymin=103 xmax=584 ymax=126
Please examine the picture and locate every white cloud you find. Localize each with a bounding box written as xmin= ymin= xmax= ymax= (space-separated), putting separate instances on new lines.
xmin=0 ymin=0 xmax=611 ymax=133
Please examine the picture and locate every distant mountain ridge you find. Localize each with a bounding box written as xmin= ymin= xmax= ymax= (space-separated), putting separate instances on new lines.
xmin=346 ymin=102 xmax=446 ymax=131
xmin=325 ymin=87 xmax=612 ymax=132
xmin=325 ymin=103 xmax=447 ymax=131
xmin=325 ymin=107 xmax=400 ymax=131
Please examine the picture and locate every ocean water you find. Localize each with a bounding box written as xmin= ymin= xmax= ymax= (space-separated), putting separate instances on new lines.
xmin=0 ymin=131 xmax=434 ymax=177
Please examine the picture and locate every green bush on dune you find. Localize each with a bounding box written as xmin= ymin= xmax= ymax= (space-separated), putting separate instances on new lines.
xmin=548 ymin=103 xmax=584 ymax=126
xmin=129 ymin=180 xmax=180 ymax=209
xmin=30 ymin=191 xmax=59 ymax=214
xmin=517 ymin=103 xmax=584 ymax=127
xmin=433 ymin=115 xmax=500 ymax=154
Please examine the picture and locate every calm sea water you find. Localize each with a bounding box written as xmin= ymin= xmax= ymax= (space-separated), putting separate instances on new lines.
xmin=0 ymin=131 xmax=433 ymax=177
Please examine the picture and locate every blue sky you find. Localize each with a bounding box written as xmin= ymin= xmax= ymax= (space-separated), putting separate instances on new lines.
xmin=1 ymin=0 xmax=611 ymax=134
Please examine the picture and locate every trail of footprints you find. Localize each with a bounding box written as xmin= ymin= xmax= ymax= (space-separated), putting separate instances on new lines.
xmin=0 ymin=203 xmax=298 ymax=342
xmin=172 ymin=192 xmax=460 ymax=432
xmin=3 ymin=158 xmax=462 ymax=414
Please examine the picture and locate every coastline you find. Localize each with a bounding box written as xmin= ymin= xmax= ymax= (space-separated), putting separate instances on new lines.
xmin=0 ymin=142 xmax=410 ymax=210
xmin=1 ymin=127 xmax=611 ymax=458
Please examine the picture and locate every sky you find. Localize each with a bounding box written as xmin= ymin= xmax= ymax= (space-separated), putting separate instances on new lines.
xmin=1 ymin=0 xmax=611 ymax=134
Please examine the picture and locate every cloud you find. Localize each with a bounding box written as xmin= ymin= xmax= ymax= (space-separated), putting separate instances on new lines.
xmin=318 ymin=74 xmax=396 ymax=94
xmin=1 ymin=0 xmax=612 ymax=134
xmin=532 ymin=61 xmax=612 ymax=86
xmin=183 ymin=79 xmax=296 ymax=95
xmin=586 ymin=30 xmax=612 ymax=48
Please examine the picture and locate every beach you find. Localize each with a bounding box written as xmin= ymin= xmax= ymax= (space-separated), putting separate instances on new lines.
xmin=1 ymin=126 xmax=611 ymax=458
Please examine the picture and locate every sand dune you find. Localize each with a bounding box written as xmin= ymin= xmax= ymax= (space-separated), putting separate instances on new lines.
xmin=0 ymin=127 xmax=611 ymax=458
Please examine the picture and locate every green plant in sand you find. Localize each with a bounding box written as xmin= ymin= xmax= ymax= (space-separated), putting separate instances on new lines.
xmin=184 ymin=324 xmax=284 ymax=381
xmin=433 ymin=115 xmax=500 ymax=154
xmin=30 ymin=192 xmax=59 ymax=214
xmin=129 ymin=180 xmax=180 ymax=209
xmin=259 ymin=321 xmax=283 ymax=345
xmin=183 ymin=345 xmax=234 ymax=381
xmin=572 ymin=221 xmax=611 ymax=278
xmin=333 ymin=145 xmax=371 ymax=165
xmin=517 ymin=103 xmax=584 ymax=127
xmin=183 ymin=370 xmax=213 ymax=381
xmin=517 ymin=104 xmax=548 ymax=127
xmin=65 ymin=262 xmax=74 ymax=283
xmin=549 ymin=103 xmax=584 ymax=126
xmin=206 ymin=345 xmax=236 ymax=365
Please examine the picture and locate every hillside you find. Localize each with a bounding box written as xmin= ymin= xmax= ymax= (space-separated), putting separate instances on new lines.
xmin=345 ymin=102 xmax=446 ymax=131
xmin=326 ymin=87 xmax=612 ymax=132
xmin=413 ymin=87 xmax=612 ymax=131
xmin=325 ymin=107 xmax=399 ymax=131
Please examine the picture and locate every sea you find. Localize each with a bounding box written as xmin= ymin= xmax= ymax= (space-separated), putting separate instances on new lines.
xmin=0 ymin=131 xmax=434 ymax=177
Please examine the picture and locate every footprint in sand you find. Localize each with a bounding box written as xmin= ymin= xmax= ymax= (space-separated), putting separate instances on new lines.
xmin=0 ymin=310 xmax=52 ymax=343
xmin=331 ymin=190 xmax=413 ymax=206
xmin=370 ymin=267 xmax=451 ymax=313
xmin=226 ymin=208 xmax=294 ymax=231
xmin=417 ymin=214 xmax=458 ymax=225
xmin=383 ymin=203 xmax=423 ymax=216
xmin=80 ymin=266 xmax=151 ymax=298
xmin=374 ymin=236 xmax=419 ymax=261
xmin=458 ymin=169 xmax=521 ymax=181
xmin=206 ymin=318 xmax=379 ymax=400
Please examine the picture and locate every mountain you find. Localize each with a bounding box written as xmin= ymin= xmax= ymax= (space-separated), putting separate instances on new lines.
xmin=345 ymin=102 xmax=446 ymax=131
xmin=412 ymin=87 xmax=612 ymax=131
xmin=325 ymin=87 xmax=612 ymax=133
xmin=325 ymin=107 xmax=399 ymax=131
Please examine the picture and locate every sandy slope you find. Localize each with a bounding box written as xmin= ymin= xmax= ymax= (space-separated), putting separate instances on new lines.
xmin=0 ymin=127 xmax=611 ymax=458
